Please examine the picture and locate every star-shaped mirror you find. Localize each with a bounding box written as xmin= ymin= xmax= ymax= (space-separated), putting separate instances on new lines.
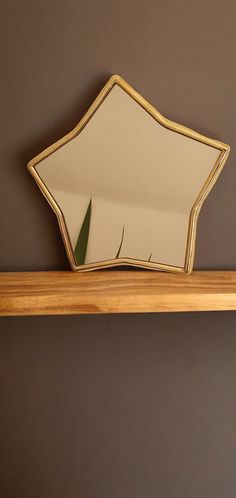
xmin=28 ymin=75 xmax=230 ymax=273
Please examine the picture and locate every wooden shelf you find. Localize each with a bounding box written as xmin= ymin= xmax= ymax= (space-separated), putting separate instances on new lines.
xmin=0 ymin=270 xmax=235 ymax=316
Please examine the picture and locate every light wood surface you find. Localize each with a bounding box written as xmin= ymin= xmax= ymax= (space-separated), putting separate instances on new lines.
xmin=0 ymin=271 xmax=235 ymax=316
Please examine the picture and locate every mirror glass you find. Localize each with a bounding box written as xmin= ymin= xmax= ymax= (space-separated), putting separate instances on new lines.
xmin=31 ymin=77 xmax=227 ymax=272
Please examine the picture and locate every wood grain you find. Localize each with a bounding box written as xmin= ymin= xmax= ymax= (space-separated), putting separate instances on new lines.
xmin=0 ymin=271 xmax=235 ymax=316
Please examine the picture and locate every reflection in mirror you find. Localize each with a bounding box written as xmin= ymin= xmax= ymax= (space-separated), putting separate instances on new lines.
xmin=28 ymin=75 xmax=230 ymax=273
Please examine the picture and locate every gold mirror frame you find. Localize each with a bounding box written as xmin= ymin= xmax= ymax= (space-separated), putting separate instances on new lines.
xmin=28 ymin=75 xmax=230 ymax=273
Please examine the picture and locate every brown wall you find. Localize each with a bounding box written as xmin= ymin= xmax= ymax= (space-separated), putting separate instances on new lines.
xmin=0 ymin=1 xmax=235 ymax=497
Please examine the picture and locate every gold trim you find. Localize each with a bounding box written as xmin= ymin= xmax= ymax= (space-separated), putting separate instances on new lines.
xmin=27 ymin=74 xmax=230 ymax=273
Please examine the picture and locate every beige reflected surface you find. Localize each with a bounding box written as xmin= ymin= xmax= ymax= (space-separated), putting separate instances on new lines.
xmin=32 ymin=79 xmax=227 ymax=271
